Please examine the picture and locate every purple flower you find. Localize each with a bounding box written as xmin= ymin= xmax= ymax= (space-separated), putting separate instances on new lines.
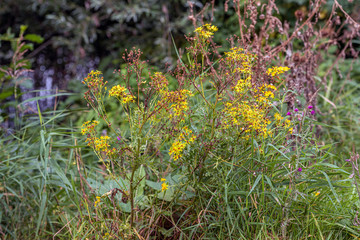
xmin=345 ymin=159 xmax=351 ymax=162
xmin=117 ymin=136 xmax=121 ymax=141
xmin=294 ymin=108 xmax=299 ymax=112
xmin=308 ymin=105 xmax=313 ymax=109
xmin=310 ymin=110 xmax=315 ymax=115
xmin=286 ymin=112 xmax=291 ymax=116
xmin=297 ymin=167 xmax=302 ymax=172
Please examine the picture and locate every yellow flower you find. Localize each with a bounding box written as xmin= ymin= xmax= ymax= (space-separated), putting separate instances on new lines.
xmin=314 ymin=191 xmax=321 ymax=197
xmin=161 ymin=182 xmax=169 ymax=191
xmin=266 ymin=66 xmax=290 ymax=77
xmin=81 ymin=120 xmax=100 ymax=135
xmin=233 ymin=76 xmax=252 ymax=93
xmin=223 ymin=102 xmax=271 ymax=138
xmin=194 ymin=24 xmax=218 ymax=39
xmin=274 ymin=113 xmax=283 ymax=122
xmin=150 ymin=72 xmax=169 ymax=92
xmin=109 ymin=85 xmax=135 ymax=104
xmin=93 ymin=136 xmax=110 ymax=152
xmin=94 ymin=196 xmax=101 ymax=207
xmin=109 ymin=85 xmax=126 ymax=97
xmin=169 ymin=140 xmax=186 ymax=161
xmin=161 ymin=178 xmax=166 ymax=182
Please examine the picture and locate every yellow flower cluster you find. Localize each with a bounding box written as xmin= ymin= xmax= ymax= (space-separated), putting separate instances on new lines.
xmin=170 ymin=91 xmax=193 ymax=118
xmin=109 ymin=85 xmax=135 ymax=104
xmin=161 ymin=178 xmax=168 ymax=191
xmin=194 ymin=23 xmax=218 ymax=39
xmin=222 ymin=48 xmax=275 ymax=138
xmin=254 ymin=84 xmax=277 ymax=105
xmin=266 ymin=66 xmax=290 ymax=77
xmin=81 ymin=120 xmax=100 ymax=135
xmin=109 ymin=85 xmax=126 ymax=96
xmin=83 ymin=70 xmax=103 ymax=86
xmin=225 ymin=47 xmax=255 ymax=62
xmin=169 ymin=141 xmax=186 ymax=161
xmin=81 ymin=120 xmax=115 ymax=155
xmin=274 ymin=113 xmax=283 ymax=122
xmin=93 ymin=136 xmax=110 ymax=152
xmin=105 ymin=147 xmax=118 ymax=159
xmin=233 ymin=76 xmax=252 ymax=93
xmin=150 ymin=72 xmax=168 ymax=92
xmin=223 ymin=102 xmax=272 ymax=138
xmin=149 ymin=72 xmax=193 ymax=121
xmin=274 ymin=113 xmax=293 ymax=134
xmin=82 ymin=70 xmax=107 ymax=98
xmin=94 ymin=196 xmax=101 ymax=207
xmin=221 ymin=46 xmax=292 ymax=139
xmin=225 ymin=47 xmax=256 ymax=74
xmin=169 ymin=126 xmax=196 ymax=161
xmin=162 ymin=89 xmax=193 ymax=119
xmin=178 ymin=126 xmax=196 ymax=144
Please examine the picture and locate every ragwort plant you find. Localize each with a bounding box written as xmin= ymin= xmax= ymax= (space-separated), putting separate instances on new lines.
xmin=80 ymin=23 xmax=358 ymax=239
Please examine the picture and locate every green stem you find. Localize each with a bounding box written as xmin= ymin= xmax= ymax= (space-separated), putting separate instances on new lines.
xmin=129 ymin=164 xmax=137 ymax=232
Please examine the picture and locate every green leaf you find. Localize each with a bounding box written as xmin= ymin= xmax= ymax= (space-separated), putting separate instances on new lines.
xmin=20 ymin=25 xmax=28 ymax=35
xmin=146 ymin=180 xmax=161 ymax=191
xmin=247 ymin=174 xmax=262 ymax=197
xmin=36 ymin=192 xmax=47 ymax=236
xmin=0 ymin=89 xmax=13 ymax=100
xmin=25 ymin=34 xmax=44 ymax=44
xmin=135 ymin=165 xmax=146 ymax=197
xmin=320 ymin=170 xmax=340 ymax=203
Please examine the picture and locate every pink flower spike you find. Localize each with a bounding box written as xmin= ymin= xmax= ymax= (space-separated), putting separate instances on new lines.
xmin=286 ymin=112 xmax=291 ymax=116
xmin=308 ymin=105 xmax=313 ymax=109
xmin=297 ymin=167 xmax=302 ymax=172
xmin=294 ymin=108 xmax=299 ymax=112
xmin=311 ymin=110 xmax=315 ymax=115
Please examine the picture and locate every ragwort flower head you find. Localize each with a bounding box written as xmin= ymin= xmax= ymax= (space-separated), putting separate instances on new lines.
xmin=81 ymin=120 xmax=100 ymax=135
xmin=194 ymin=23 xmax=218 ymax=39
xmin=93 ymin=135 xmax=110 ymax=152
xmin=266 ymin=66 xmax=290 ymax=77
xmin=223 ymin=102 xmax=272 ymax=138
xmin=109 ymin=85 xmax=136 ymax=104
xmin=82 ymin=70 xmax=108 ymax=100
xmin=168 ymin=126 xmax=196 ymax=161
xmin=94 ymin=196 xmax=101 ymax=207
xmin=160 ymin=89 xmax=193 ymax=120
xmin=161 ymin=182 xmax=169 ymax=191
xmin=169 ymin=140 xmax=186 ymax=161
xmin=150 ymin=72 xmax=168 ymax=92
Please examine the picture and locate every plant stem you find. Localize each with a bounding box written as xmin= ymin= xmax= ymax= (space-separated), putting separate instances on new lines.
xmin=129 ymin=165 xmax=137 ymax=231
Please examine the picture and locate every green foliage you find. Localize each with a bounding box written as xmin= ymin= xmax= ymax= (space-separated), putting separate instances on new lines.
xmin=0 ymin=104 xmax=85 ymax=238
xmin=1 ymin=1 xmax=360 ymax=239
xmin=0 ymin=26 xmax=43 ymax=127
xmin=74 ymin=24 xmax=359 ymax=239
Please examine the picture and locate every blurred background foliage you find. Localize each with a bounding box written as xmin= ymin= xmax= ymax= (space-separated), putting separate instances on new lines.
xmin=1 ymin=0 xmax=357 ymax=86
